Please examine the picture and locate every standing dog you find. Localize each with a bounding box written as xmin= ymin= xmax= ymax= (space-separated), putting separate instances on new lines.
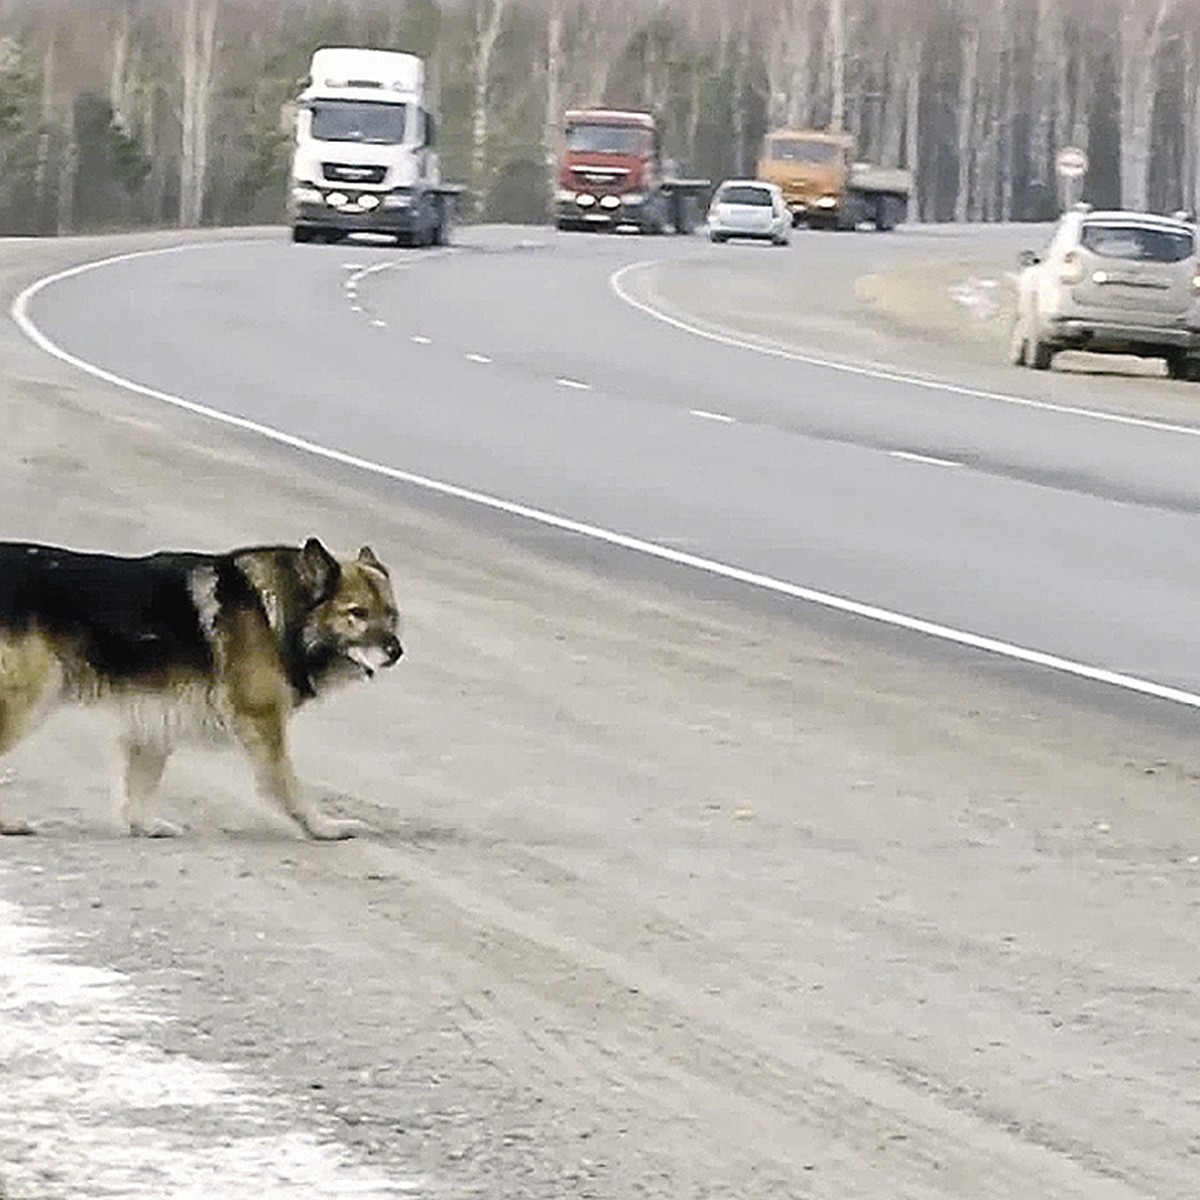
xmin=0 ymin=538 xmax=402 ymax=839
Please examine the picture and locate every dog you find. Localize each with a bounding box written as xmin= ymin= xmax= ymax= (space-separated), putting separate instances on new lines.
xmin=0 ymin=538 xmax=402 ymax=840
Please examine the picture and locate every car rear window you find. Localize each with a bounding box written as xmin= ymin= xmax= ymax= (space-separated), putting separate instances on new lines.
xmin=719 ymin=186 xmax=772 ymax=206
xmin=1080 ymin=223 xmax=1194 ymax=263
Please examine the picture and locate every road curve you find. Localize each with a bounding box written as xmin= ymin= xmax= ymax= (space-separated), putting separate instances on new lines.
xmin=4 ymin=226 xmax=1200 ymax=1200
xmin=18 ymin=224 xmax=1200 ymax=702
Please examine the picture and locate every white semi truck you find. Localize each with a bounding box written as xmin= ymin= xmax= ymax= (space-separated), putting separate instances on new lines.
xmin=288 ymin=47 xmax=461 ymax=246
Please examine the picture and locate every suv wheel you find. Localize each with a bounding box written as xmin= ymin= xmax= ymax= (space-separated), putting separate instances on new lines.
xmin=1008 ymin=320 xmax=1028 ymax=366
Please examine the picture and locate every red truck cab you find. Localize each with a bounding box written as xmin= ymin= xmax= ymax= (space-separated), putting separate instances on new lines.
xmin=555 ymin=109 xmax=706 ymax=234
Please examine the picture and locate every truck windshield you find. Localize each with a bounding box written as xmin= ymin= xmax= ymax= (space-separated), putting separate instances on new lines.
xmin=767 ymin=138 xmax=841 ymax=165
xmin=566 ymin=125 xmax=651 ymax=155
xmin=310 ymin=101 xmax=409 ymax=144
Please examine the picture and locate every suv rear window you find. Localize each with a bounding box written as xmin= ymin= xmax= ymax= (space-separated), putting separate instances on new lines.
xmin=719 ymin=186 xmax=772 ymax=206
xmin=1080 ymin=223 xmax=1194 ymax=263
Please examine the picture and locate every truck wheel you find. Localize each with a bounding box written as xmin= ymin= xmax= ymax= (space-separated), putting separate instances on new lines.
xmin=875 ymin=196 xmax=898 ymax=232
xmin=433 ymin=200 xmax=454 ymax=246
xmin=1165 ymin=349 xmax=1193 ymax=380
xmin=291 ymin=225 xmax=314 ymax=244
xmin=1008 ymin=319 xmax=1029 ymax=367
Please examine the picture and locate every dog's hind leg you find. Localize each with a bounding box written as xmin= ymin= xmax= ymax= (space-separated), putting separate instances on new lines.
xmin=233 ymin=709 xmax=357 ymax=841
xmin=115 ymin=739 xmax=177 ymax=838
xmin=0 ymin=636 xmax=62 ymax=836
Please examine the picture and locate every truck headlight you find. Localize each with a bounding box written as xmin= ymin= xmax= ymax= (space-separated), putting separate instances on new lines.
xmin=292 ymin=184 xmax=322 ymax=204
xmin=815 ymin=195 xmax=838 ymax=209
xmin=622 ymin=192 xmax=646 ymax=205
xmin=599 ymin=195 xmax=620 ymax=210
xmin=576 ymin=193 xmax=597 ymax=208
xmin=382 ymin=190 xmax=412 ymax=209
xmin=555 ymin=188 xmax=576 ymax=204
xmin=326 ymin=192 xmax=350 ymax=208
xmin=358 ymin=194 xmax=381 ymax=211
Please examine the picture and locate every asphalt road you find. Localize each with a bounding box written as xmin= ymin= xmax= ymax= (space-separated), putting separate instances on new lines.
xmin=2 ymin=225 xmax=1200 ymax=1200
xmin=21 ymin=223 xmax=1200 ymax=699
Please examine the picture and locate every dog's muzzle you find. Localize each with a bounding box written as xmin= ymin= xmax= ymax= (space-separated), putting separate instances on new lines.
xmin=383 ymin=636 xmax=403 ymax=666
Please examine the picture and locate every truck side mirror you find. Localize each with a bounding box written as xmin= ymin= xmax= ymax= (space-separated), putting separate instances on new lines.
xmin=1018 ymin=249 xmax=1040 ymax=267
xmin=425 ymin=112 xmax=438 ymax=149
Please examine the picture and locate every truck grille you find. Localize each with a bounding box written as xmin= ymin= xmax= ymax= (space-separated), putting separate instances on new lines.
xmin=322 ymin=163 xmax=388 ymax=185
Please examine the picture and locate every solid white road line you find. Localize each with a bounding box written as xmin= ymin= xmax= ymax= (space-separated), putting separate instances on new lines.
xmin=411 ymin=335 xmax=432 ymax=345
xmin=610 ymin=259 xmax=1200 ymax=441
xmin=465 ymin=353 xmax=493 ymax=364
xmin=690 ymin=409 xmax=736 ymax=423
xmin=890 ymin=450 xmax=960 ymax=467
xmin=13 ymin=242 xmax=1200 ymax=711
xmin=555 ymin=377 xmax=592 ymax=390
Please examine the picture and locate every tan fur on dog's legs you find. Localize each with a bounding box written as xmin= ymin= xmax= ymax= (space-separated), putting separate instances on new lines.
xmin=116 ymin=739 xmax=177 ymax=838
xmin=0 ymin=640 xmax=62 ymax=835
xmin=234 ymin=710 xmax=356 ymax=841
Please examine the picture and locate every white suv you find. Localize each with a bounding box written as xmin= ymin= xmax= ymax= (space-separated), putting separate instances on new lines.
xmin=1010 ymin=208 xmax=1200 ymax=378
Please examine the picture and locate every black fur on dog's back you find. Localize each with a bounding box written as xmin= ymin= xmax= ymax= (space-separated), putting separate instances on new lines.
xmin=0 ymin=542 xmax=256 ymax=684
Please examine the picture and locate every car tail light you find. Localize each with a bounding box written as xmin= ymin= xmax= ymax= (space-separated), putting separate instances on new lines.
xmin=1059 ymin=251 xmax=1084 ymax=285
xmin=1192 ymin=262 xmax=1200 ymax=292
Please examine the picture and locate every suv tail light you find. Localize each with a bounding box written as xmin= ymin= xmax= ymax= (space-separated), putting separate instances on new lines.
xmin=1192 ymin=261 xmax=1200 ymax=292
xmin=1059 ymin=251 xmax=1084 ymax=285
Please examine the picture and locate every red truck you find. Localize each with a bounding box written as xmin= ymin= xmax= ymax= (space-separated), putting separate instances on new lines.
xmin=554 ymin=109 xmax=709 ymax=234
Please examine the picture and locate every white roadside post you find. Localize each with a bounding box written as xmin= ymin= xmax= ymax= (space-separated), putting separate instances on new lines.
xmin=1055 ymin=145 xmax=1088 ymax=211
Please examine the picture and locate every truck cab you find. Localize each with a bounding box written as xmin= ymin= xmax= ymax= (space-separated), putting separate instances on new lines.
xmin=289 ymin=47 xmax=458 ymax=246
xmin=555 ymin=109 xmax=668 ymax=233
xmin=554 ymin=109 xmax=708 ymax=234
xmin=757 ymin=130 xmax=854 ymax=226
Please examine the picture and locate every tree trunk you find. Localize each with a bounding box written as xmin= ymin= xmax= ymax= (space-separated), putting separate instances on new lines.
xmin=954 ymin=22 xmax=980 ymax=223
xmin=827 ymin=0 xmax=845 ymax=130
xmin=1119 ymin=0 xmax=1174 ymax=212
xmin=544 ymin=0 xmax=563 ymax=218
xmin=470 ymin=0 xmax=506 ymax=219
xmin=904 ymin=48 xmax=920 ymax=221
xmin=1027 ymin=0 xmax=1062 ymax=191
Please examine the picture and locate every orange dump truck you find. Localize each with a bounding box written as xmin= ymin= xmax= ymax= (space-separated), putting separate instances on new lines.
xmin=757 ymin=129 xmax=912 ymax=231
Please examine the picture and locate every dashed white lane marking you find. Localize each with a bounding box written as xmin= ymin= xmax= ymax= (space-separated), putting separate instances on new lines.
xmin=465 ymin=353 xmax=492 ymax=364
xmin=555 ymin=378 xmax=592 ymax=391
xmin=14 ymin=242 xmax=1200 ymax=713
xmin=609 ymin=259 xmax=1200 ymax=440
xmin=371 ymin=319 xmax=388 ymax=329
xmin=890 ymin=450 xmax=960 ymax=467
xmin=690 ymin=409 xmax=736 ymax=423
xmin=0 ymin=879 xmax=426 ymax=1198
xmin=411 ymin=335 xmax=432 ymax=345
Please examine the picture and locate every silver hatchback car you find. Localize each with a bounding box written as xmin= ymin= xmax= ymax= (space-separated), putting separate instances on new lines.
xmin=1011 ymin=207 xmax=1200 ymax=377
xmin=708 ymin=180 xmax=791 ymax=246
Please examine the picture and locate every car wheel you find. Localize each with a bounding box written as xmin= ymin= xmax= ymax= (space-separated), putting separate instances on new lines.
xmin=291 ymin=225 xmax=314 ymax=244
xmin=709 ymin=231 xmax=726 ymax=243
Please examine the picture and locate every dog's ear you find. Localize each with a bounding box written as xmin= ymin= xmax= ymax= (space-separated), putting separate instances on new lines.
xmin=357 ymin=545 xmax=389 ymax=576
xmin=299 ymin=537 xmax=340 ymax=602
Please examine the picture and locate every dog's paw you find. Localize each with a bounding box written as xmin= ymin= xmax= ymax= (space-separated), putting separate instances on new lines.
xmin=302 ymin=815 xmax=361 ymax=842
xmin=128 ymin=818 xmax=184 ymax=839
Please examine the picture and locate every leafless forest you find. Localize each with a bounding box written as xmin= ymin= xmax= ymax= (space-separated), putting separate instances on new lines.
xmin=0 ymin=0 xmax=1195 ymax=234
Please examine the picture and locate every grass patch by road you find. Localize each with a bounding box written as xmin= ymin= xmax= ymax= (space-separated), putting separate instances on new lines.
xmin=856 ymin=255 xmax=1018 ymax=352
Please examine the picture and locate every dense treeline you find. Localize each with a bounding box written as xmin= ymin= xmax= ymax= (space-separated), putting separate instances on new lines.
xmin=0 ymin=0 xmax=1195 ymax=234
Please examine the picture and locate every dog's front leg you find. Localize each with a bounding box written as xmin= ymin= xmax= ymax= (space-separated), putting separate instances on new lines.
xmin=234 ymin=708 xmax=357 ymax=841
xmin=116 ymin=738 xmax=178 ymax=838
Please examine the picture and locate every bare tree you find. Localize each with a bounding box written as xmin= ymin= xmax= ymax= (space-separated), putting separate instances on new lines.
xmin=1118 ymin=0 xmax=1175 ymax=211
xmin=178 ymin=0 xmax=219 ymax=227
xmin=469 ymin=0 xmax=507 ymax=217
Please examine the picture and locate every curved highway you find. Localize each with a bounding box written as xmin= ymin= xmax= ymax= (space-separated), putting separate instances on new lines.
xmin=8 ymin=226 xmax=1200 ymax=1199
xmin=19 ymin=225 xmax=1200 ymax=702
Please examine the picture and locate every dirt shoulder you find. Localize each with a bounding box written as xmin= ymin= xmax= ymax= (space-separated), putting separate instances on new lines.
xmin=1 ymin=231 xmax=1199 ymax=1199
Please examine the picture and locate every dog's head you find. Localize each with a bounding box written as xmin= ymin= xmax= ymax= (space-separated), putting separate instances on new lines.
xmin=297 ymin=538 xmax=403 ymax=684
